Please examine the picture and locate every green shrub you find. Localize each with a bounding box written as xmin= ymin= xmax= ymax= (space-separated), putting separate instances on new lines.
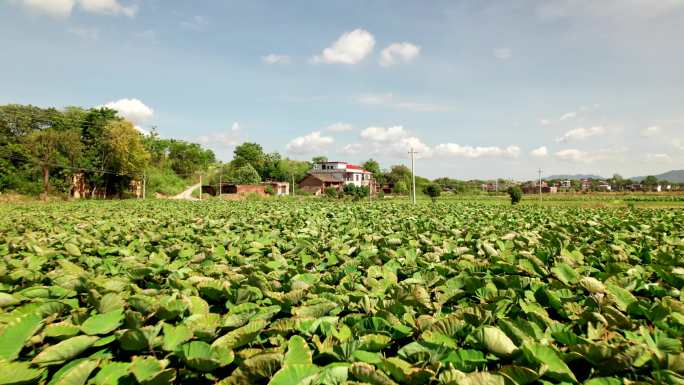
xmin=145 ymin=167 xmax=188 ymax=197
xmin=507 ymin=186 xmax=522 ymax=205
xmin=324 ymin=187 xmax=338 ymax=198
xmin=423 ymin=184 xmax=442 ymax=201
xmin=264 ymin=185 xmax=275 ymax=195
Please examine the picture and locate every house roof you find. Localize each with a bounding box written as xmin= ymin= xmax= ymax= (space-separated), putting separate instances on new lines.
xmin=345 ymin=164 xmax=371 ymax=173
xmin=307 ymin=173 xmax=345 ymax=183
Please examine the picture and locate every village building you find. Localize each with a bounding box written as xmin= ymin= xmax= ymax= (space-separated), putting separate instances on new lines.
xmin=299 ymin=161 xmax=374 ymax=195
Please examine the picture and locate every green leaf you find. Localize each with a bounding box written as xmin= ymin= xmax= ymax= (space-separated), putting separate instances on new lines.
xmin=0 ymin=361 xmax=46 ymax=385
xmin=583 ymin=378 xmax=622 ymax=385
xmin=161 ymin=323 xmax=192 ymax=352
xmin=477 ymin=326 xmax=519 ymax=357
xmin=0 ymin=313 xmax=42 ymax=361
xmin=52 ymin=359 xmax=99 ymax=385
xmin=269 ymin=364 xmax=321 ymax=385
xmin=64 ymin=243 xmax=81 ymax=256
xmin=32 ymin=335 xmax=100 ymax=366
xmin=212 ymin=319 xmax=267 ymax=350
xmin=605 ymin=284 xmax=637 ymax=312
xmin=178 ymin=341 xmax=234 ymax=372
xmin=522 ymin=342 xmax=577 ymax=383
xmin=284 ymin=335 xmax=312 ymax=365
xmin=551 ymin=263 xmax=580 ymax=285
xmin=80 ymin=309 xmax=124 ymax=335
xmin=91 ymin=362 xmax=131 ymax=385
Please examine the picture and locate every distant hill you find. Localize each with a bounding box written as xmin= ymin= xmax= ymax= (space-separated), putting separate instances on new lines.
xmin=545 ymin=174 xmax=605 ymax=180
xmin=630 ymin=170 xmax=684 ymax=183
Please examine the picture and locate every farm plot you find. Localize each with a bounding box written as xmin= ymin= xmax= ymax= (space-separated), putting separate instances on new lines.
xmin=0 ymin=200 xmax=683 ymax=385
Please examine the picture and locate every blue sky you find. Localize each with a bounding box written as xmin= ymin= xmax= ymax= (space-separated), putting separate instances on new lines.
xmin=1 ymin=0 xmax=683 ymax=179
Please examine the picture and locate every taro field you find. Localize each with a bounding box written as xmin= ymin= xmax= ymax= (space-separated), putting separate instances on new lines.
xmin=0 ymin=200 xmax=683 ymax=385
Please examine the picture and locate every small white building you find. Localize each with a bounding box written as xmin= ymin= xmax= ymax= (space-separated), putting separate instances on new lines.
xmin=310 ymin=161 xmax=373 ymax=187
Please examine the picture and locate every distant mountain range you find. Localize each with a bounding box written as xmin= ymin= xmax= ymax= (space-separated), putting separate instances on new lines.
xmin=546 ymin=170 xmax=684 ymax=183
xmin=545 ymin=174 xmax=604 ymax=180
xmin=630 ymin=170 xmax=684 ymax=183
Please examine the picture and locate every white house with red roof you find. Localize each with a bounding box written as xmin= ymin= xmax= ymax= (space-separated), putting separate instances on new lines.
xmin=299 ymin=161 xmax=374 ymax=195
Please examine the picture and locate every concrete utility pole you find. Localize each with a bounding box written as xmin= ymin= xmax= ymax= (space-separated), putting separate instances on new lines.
xmin=538 ymin=168 xmax=543 ymax=205
xmin=291 ymin=174 xmax=295 ymax=196
xmin=409 ymin=148 xmax=418 ymax=205
xmin=219 ymin=173 xmax=222 ymax=196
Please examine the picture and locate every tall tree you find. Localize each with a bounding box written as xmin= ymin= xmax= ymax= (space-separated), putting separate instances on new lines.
xmin=232 ymin=142 xmax=265 ymax=175
xmin=312 ymin=156 xmax=328 ymax=164
xmin=103 ymin=120 xmax=150 ymax=175
xmin=23 ymin=128 xmax=63 ymax=196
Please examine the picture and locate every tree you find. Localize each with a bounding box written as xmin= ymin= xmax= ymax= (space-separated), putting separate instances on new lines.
xmin=104 ymin=120 xmax=150 ymax=175
xmin=507 ymin=186 xmax=522 ymax=205
xmin=232 ymin=164 xmax=261 ymax=184
xmin=393 ymin=180 xmax=408 ymax=195
xmin=423 ymin=184 xmax=441 ymax=202
xmin=362 ymin=159 xmax=380 ymax=175
xmin=642 ymin=175 xmax=658 ymax=190
xmin=312 ymin=156 xmax=328 ymax=164
xmin=23 ymin=128 xmax=63 ymax=196
xmin=232 ymin=142 xmax=265 ymax=176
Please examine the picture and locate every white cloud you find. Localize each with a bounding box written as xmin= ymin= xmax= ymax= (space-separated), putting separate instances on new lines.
xmin=360 ymin=126 xmax=408 ymax=142
xmin=79 ymin=0 xmax=137 ymax=17
xmin=559 ymin=112 xmax=577 ymax=121
xmin=286 ymin=131 xmax=334 ymax=154
xmin=180 ymin=15 xmax=208 ymax=31
xmin=102 ymin=98 xmax=154 ymax=124
xmin=493 ymin=48 xmax=512 ymax=60
xmin=17 ymin=0 xmax=136 ymax=18
xmin=674 ymin=139 xmax=684 ymax=151
xmin=392 ymin=137 xmax=432 ymax=158
xmin=640 ymin=126 xmax=661 ymax=137
xmin=434 ymin=143 xmax=521 ymax=159
xmin=197 ymin=122 xmax=241 ymax=148
xmin=379 ymin=42 xmax=421 ymax=66
xmin=537 ymin=1 xmax=684 ymax=21
xmin=540 ymin=119 xmax=550 ymax=126
xmin=646 ymin=153 xmax=671 ymax=162
xmin=326 ymin=122 xmax=353 ymax=132
xmin=262 ymin=54 xmax=291 ymax=65
xmin=312 ymin=29 xmax=375 ymax=64
xmin=531 ymin=146 xmax=548 ymax=157
xmin=356 ymin=93 xmax=453 ymax=112
xmin=556 ymin=126 xmax=606 ymax=142
xmin=68 ymin=26 xmax=99 ymax=40
xmin=555 ymin=147 xmax=627 ymax=163
xmin=341 ymin=143 xmax=363 ymax=155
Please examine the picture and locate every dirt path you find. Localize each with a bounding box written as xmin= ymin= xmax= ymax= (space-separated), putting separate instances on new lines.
xmin=171 ymin=183 xmax=201 ymax=201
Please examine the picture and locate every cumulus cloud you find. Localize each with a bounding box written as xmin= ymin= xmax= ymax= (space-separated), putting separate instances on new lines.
xmin=18 ymin=0 xmax=136 ymax=18
xmin=360 ymin=126 xmax=408 ymax=142
xmin=640 ymin=126 xmax=661 ymax=137
xmin=379 ymin=42 xmax=421 ymax=66
xmin=197 ymin=122 xmax=242 ymax=148
xmin=102 ymin=98 xmax=154 ymax=124
xmin=555 ymin=147 xmax=627 ymax=163
xmin=79 ymin=0 xmax=137 ymax=17
xmin=286 ymin=131 xmax=334 ymax=154
xmin=493 ymin=48 xmax=512 ymax=60
xmin=180 ymin=15 xmax=208 ymax=31
xmin=312 ymin=29 xmax=375 ymax=64
xmin=434 ymin=143 xmax=521 ymax=159
xmin=531 ymin=146 xmax=548 ymax=157
xmin=262 ymin=54 xmax=291 ymax=65
xmin=341 ymin=143 xmax=363 ymax=155
xmin=540 ymin=119 xmax=551 ymax=126
xmin=326 ymin=122 xmax=354 ymax=132
xmin=646 ymin=153 xmax=671 ymax=162
xmin=559 ymin=112 xmax=577 ymax=121
xmin=556 ymin=126 xmax=606 ymax=142
xmin=356 ymin=93 xmax=452 ymax=112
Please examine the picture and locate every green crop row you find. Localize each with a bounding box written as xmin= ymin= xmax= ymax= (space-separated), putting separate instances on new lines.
xmin=0 ymin=200 xmax=682 ymax=385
